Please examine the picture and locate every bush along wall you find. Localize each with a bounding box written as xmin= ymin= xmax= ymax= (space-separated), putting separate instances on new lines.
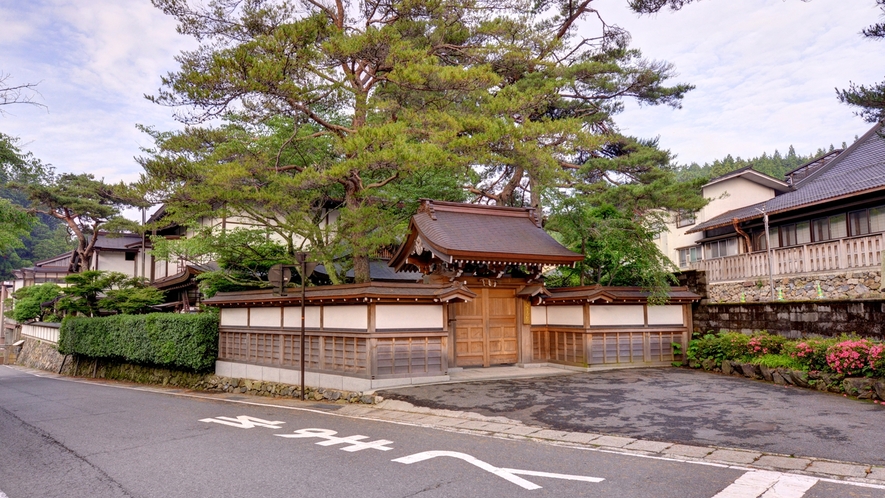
xmin=59 ymin=313 xmax=219 ymax=372
xmin=685 ymin=332 xmax=885 ymax=400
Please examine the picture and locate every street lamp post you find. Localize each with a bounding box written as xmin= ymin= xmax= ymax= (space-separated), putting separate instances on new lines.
xmin=270 ymin=257 xmax=315 ymax=400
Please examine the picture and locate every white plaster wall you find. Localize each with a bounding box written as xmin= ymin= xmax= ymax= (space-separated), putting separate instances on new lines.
xmin=249 ymin=307 xmax=282 ymax=327
xmin=546 ymin=306 xmax=584 ymax=326
xmin=96 ymin=252 xmax=137 ymax=276
xmin=220 ymin=308 xmax=249 ymax=326
xmin=375 ymin=305 xmax=443 ymax=329
xmin=324 ymin=305 xmax=368 ymax=329
xmin=530 ymin=305 xmax=547 ymax=325
xmin=283 ymin=306 xmax=321 ymax=328
xmin=657 ymin=176 xmax=778 ymax=267
xmin=702 ymin=177 xmax=775 ymax=222
xmin=646 ymin=305 xmax=685 ymax=325
xmin=590 ymin=305 xmax=644 ymax=326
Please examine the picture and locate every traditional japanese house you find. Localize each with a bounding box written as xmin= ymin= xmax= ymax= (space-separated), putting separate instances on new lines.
xmin=389 ymin=200 xmax=697 ymax=370
xmin=204 ymin=200 xmax=697 ymax=391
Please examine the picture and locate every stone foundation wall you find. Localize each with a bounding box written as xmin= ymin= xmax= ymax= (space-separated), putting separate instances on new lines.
xmin=706 ymin=270 xmax=883 ymax=303
xmin=693 ymin=300 xmax=885 ymax=339
xmin=688 ymin=360 xmax=885 ymax=400
xmin=14 ymin=337 xmax=381 ymax=404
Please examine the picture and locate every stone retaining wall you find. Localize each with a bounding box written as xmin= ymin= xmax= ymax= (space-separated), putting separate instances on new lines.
xmin=706 ymin=270 xmax=883 ymax=303
xmin=689 ymin=360 xmax=885 ymax=400
xmin=693 ymin=300 xmax=885 ymax=339
xmin=14 ymin=337 xmax=380 ymax=404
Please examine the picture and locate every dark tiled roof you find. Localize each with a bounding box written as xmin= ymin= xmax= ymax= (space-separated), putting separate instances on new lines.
xmin=203 ymin=281 xmax=477 ymax=306
xmin=391 ymin=200 xmax=583 ymax=269
xmin=315 ymin=260 xmax=423 ymax=282
xmin=689 ymin=123 xmax=885 ymax=233
xmin=703 ymin=167 xmax=791 ymax=193
xmin=544 ymin=285 xmax=699 ymax=304
xmin=92 ymin=233 xmax=144 ymax=250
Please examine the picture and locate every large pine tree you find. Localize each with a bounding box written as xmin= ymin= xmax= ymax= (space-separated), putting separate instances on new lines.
xmin=144 ymin=0 xmax=699 ymax=283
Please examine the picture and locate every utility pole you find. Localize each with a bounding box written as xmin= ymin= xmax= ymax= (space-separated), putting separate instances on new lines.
xmin=758 ymin=207 xmax=776 ymax=302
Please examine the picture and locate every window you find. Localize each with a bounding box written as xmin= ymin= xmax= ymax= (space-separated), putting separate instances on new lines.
xmin=753 ymin=227 xmax=782 ymax=250
xmin=811 ymin=214 xmax=848 ymax=241
xmin=779 ymin=222 xmax=809 ymax=247
xmin=125 ymin=251 xmax=137 ymax=261
xmin=678 ymin=247 xmax=700 ymax=267
xmin=811 ymin=217 xmax=829 ymax=242
xmin=676 ymin=211 xmax=696 ymax=228
xmin=829 ymin=214 xmax=847 ymax=239
xmin=849 ymin=210 xmax=871 ymax=236
xmin=704 ymin=238 xmax=738 ymax=259
xmin=871 ymin=206 xmax=885 ymax=233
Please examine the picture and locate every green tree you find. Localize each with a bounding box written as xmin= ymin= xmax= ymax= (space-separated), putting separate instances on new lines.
xmin=56 ymin=271 xmax=163 ymax=317
xmin=98 ymin=274 xmax=165 ymax=315
xmin=546 ymin=146 xmax=707 ymax=301
xmin=147 ymin=0 xmax=692 ymax=283
xmin=0 ymin=133 xmax=74 ymax=279
xmin=10 ymin=173 xmax=132 ymax=272
xmin=0 ymin=198 xmax=31 ymax=253
xmin=4 ymin=283 xmax=62 ymax=323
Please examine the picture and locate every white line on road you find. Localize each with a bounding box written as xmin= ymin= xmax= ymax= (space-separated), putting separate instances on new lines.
xmin=711 ymin=470 xmax=818 ymax=498
xmin=393 ymin=450 xmax=604 ymax=490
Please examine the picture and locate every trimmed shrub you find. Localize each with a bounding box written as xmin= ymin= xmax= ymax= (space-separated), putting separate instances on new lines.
xmin=59 ymin=313 xmax=219 ymax=372
xmin=720 ymin=332 xmax=752 ymax=362
xmin=686 ymin=333 xmax=725 ymax=362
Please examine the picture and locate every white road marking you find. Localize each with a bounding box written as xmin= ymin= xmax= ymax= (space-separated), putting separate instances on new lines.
xmin=712 ymin=470 xmax=818 ymax=498
xmin=275 ymin=428 xmax=395 ymax=452
xmin=392 ymin=450 xmax=604 ymax=490
xmin=199 ymin=415 xmax=285 ymax=429
xmin=0 ymin=489 xmax=7 ymax=498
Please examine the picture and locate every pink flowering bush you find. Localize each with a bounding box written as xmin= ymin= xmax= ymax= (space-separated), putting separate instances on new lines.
xmin=869 ymin=343 xmax=885 ymax=378
xmin=784 ymin=338 xmax=836 ymax=372
xmin=747 ymin=334 xmax=787 ymax=357
xmin=825 ymin=339 xmax=874 ymax=376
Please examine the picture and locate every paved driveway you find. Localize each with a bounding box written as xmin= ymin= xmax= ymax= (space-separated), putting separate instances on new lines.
xmin=378 ymin=368 xmax=885 ymax=465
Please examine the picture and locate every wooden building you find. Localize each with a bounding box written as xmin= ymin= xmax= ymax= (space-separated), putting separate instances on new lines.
xmin=204 ymin=200 xmax=698 ymax=390
xmin=390 ymin=200 xmax=697 ymax=370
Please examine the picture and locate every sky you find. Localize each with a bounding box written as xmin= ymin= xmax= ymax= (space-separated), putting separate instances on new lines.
xmin=1 ymin=0 xmax=883 ymax=189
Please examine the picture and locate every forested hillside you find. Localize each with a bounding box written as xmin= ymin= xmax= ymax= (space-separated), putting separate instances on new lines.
xmin=675 ymin=142 xmax=850 ymax=183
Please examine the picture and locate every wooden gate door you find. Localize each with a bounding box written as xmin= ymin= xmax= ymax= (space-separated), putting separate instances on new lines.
xmin=454 ymin=288 xmax=518 ymax=367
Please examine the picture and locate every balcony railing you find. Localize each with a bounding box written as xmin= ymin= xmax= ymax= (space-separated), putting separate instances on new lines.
xmin=690 ymin=233 xmax=885 ymax=283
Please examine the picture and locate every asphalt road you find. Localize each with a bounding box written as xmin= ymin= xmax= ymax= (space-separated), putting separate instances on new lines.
xmin=2 ymin=366 xmax=883 ymax=498
xmin=378 ymin=367 xmax=885 ymax=465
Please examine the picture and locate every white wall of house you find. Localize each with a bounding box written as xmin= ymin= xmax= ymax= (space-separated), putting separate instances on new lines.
xmin=95 ymin=251 xmax=143 ymax=278
xmin=656 ymin=176 xmax=778 ymax=269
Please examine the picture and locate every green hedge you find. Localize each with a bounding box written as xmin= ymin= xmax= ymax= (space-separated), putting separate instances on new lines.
xmin=59 ymin=313 xmax=219 ymax=372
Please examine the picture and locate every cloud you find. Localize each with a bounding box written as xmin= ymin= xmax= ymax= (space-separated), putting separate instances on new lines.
xmin=1 ymin=0 xmax=193 ymax=183
xmin=2 ymin=0 xmax=883 ymax=190
xmin=595 ymin=0 xmax=884 ymax=164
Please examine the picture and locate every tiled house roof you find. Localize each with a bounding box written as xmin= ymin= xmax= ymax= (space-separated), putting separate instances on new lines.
xmin=390 ymin=200 xmax=583 ymax=271
xmin=688 ymin=123 xmax=885 ymax=234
